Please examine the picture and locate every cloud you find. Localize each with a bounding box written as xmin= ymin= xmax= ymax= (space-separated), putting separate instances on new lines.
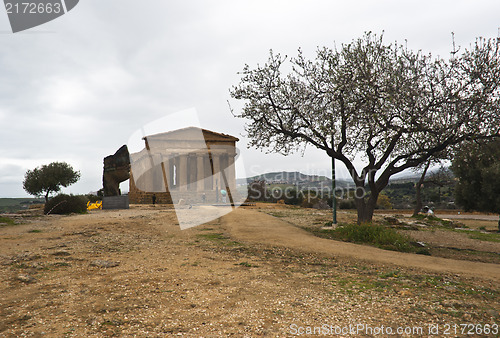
xmin=1 ymin=0 xmax=500 ymax=197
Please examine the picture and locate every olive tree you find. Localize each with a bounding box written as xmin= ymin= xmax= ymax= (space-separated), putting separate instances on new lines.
xmin=23 ymin=162 xmax=81 ymax=202
xmin=230 ymin=33 xmax=500 ymax=224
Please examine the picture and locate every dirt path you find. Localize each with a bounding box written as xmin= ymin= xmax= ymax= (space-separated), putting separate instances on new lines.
xmin=435 ymin=213 xmax=499 ymax=221
xmin=222 ymin=208 xmax=500 ymax=281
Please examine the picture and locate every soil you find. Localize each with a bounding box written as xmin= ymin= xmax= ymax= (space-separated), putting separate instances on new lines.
xmin=1 ymin=204 xmax=499 ymax=336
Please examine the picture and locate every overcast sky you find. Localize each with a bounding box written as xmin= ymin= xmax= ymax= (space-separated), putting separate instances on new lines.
xmin=1 ymin=0 xmax=499 ymax=197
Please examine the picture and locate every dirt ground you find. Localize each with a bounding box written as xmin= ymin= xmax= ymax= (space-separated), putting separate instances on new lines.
xmin=1 ymin=205 xmax=499 ymax=337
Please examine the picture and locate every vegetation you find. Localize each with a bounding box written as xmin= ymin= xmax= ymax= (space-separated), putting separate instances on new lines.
xmin=452 ymin=139 xmax=500 ymax=230
xmin=0 ymin=198 xmax=44 ymax=213
xmin=43 ymin=194 xmax=87 ymax=215
xmin=0 ymin=216 xmax=16 ymax=226
xmin=307 ymin=223 xmax=414 ymax=253
xmin=23 ymin=162 xmax=81 ymax=202
xmin=230 ymin=33 xmax=500 ymax=224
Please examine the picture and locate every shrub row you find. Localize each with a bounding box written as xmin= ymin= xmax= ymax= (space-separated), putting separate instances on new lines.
xmin=44 ymin=194 xmax=88 ymax=215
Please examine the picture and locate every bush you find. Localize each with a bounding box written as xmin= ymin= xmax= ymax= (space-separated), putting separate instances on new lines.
xmin=44 ymin=194 xmax=87 ymax=215
xmin=86 ymin=194 xmax=101 ymax=203
xmin=247 ymin=180 xmax=266 ymax=201
xmin=338 ymin=199 xmax=356 ymax=209
xmin=283 ymin=189 xmax=302 ymax=205
xmin=330 ymin=223 xmax=413 ymax=252
xmin=376 ymin=194 xmax=392 ymax=209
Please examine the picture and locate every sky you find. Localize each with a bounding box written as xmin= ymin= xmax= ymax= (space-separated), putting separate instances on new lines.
xmin=1 ymin=0 xmax=499 ymax=197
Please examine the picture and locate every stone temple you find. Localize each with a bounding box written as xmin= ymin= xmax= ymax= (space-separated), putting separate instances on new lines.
xmin=128 ymin=127 xmax=238 ymax=204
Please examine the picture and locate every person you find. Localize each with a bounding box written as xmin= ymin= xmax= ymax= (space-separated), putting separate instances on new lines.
xmin=220 ymin=189 xmax=227 ymax=203
xmin=152 ymin=194 xmax=156 ymax=205
xmin=201 ymin=193 xmax=206 ymax=204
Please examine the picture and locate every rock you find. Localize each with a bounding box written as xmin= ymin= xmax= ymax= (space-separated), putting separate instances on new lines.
xmin=52 ymin=251 xmax=71 ymax=256
xmin=90 ymin=260 xmax=120 ymax=268
xmin=410 ymin=241 xmax=426 ymax=248
xmin=384 ymin=216 xmax=400 ymax=225
xmin=17 ymin=274 xmax=36 ymax=283
xmin=178 ymin=199 xmax=186 ymax=206
xmin=486 ymin=309 xmax=499 ymax=318
xmin=312 ymin=200 xmax=330 ymax=210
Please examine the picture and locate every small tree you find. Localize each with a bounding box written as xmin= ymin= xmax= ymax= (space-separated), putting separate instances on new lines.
xmin=23 ymin=162 xmax=81 ymax=202
xmin=230 ymin=33 xmax=500 ymax=224
xmin=451 ymin=139 xmax=500 ymax=230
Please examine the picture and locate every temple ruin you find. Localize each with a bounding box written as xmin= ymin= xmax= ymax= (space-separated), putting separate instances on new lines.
xmin=128 ymin=127 xmax=238 ymax=204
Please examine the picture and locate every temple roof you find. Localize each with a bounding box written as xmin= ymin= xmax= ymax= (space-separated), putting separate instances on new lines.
xmin=143 ymin=127 xmax=239 ymax=142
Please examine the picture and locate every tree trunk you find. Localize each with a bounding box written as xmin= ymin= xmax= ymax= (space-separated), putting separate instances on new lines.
xmin=412 ymin=161 xmax=431 ymax=217
xmin=354 ymin=188 xmax=378 ymax=225
xmin=45 ymin=191 xmax=49 ymax=203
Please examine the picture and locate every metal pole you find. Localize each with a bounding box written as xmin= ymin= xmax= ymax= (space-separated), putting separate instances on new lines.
xmin=331 ymin=132 xmax=337 ymax=226
xmin=332 ymin=155 xmax=337 ymax=226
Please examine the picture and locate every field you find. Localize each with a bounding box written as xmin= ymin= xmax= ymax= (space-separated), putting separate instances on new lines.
xmin=0 ymin=198 xmax=44 ymax=213
xmin=0 ymin=204 xmax=499 ymax=336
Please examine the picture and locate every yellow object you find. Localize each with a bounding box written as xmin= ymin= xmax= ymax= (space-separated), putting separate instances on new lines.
xmin=87 ymin=200 xmax=102 ymax=210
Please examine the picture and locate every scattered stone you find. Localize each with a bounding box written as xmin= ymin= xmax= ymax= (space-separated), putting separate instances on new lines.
xmin=410 ymin=241 xmax=426 ymax=248
xmin=16 ymin=274 xmax=36 ymax=283
xmin=90 ymin=259 xmax=120 ymax=268
xmin=30 ymin=262 xmax=45 ymax=269
xmin=486 ymin=309 xmax=499 ymax=318
xmin=312 ymin=200 xmax=329 ymax=210
xmin=384 ymin=216 xmax=401 ymax=225
xmin=52 ymin=251 xmax=71 ymax=256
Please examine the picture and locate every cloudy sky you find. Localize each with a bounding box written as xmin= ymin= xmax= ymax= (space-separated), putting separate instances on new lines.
xmin=1 ymin=0 xmax=499 ymax=197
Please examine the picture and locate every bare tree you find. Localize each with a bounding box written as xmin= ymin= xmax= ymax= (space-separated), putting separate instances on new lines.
xmin=230 ymin=33 xmax=500 ymax=224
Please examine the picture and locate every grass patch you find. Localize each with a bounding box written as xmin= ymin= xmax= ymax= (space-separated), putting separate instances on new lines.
xmin=464 ymin=231 xmax=500 ymax=243
xmin=379 ymin=270 xmax=400 ymax=278
xmin=28 ymin=229 xmax=42 ymax=233
xmin=411 ymin=214 xmax=462 ymax=228
xmin=268 ymin=212 xmax=286 ymax=218
xmin=0 ymin=216 xmax=16 ymax=226
xmin=309 ymin=223 xmax=415 ymax=253
xmin=197 ymin=233 xmax=228 ymax=241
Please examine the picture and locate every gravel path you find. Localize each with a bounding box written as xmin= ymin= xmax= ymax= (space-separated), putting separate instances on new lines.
xmin=223 ymin=208 xmax=500 ymax=281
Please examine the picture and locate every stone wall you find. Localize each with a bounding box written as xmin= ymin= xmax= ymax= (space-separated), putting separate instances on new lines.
xmin=102 ymin=196 xmax=129 ymax=209
xmin=128 ymin=172 xmax=240 ymax=205
xmin=128 ymin=173 xmax=173 ymax=204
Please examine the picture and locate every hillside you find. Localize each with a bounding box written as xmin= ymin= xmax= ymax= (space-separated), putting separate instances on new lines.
xmin=0 ymin=198 xmax=44 ymax=213
xmin=237 ymin=171 xmax=353 ymax=189
xmin=238 ymin=170 xmax=456 ymax=209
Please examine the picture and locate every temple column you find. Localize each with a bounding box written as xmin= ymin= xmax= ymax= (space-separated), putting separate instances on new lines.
xmin=196 ymin=154 xmax=204 ymax=191
xmin=212 ymin=154 xmax=221 ymax=196
xmin=179 ymin=154 xmax=188 ymax=191
xmin=170 ymin=154 xmax=178 ymax=190
xmin=227 ymin=152 xmax=236 ymax=192
xmin=161 ymin=155 xmax=170 ymax=191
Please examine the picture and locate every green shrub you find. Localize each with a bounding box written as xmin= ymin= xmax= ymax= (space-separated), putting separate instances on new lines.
xmin=283 ymin=189 xmax=302 ymax=205
xmin=338 ymin=199 xmax=356 ymax=209
xmin=331 ymin=223 xmax=413 ymax=252
xmin=86 ymin=194 xmax=101 ymax=203
xmin=44 ymin=194 xmax=87 ymax=215
xmin=0 ymin=216 xmax=16 ymax=226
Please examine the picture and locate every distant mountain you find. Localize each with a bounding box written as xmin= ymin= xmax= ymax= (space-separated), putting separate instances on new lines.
xmin=237 ymin=171 xmax=354 ymax=189
xmin=237 ymin=169 xmax=450 ymax=188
